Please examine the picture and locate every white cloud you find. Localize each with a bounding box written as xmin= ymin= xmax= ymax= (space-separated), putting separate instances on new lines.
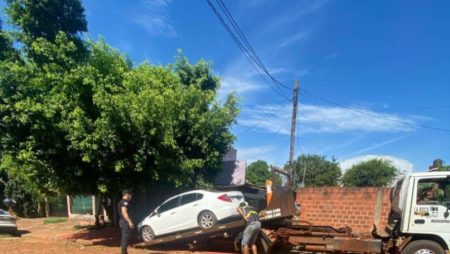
xmin=218 ymin=76 xmax=266 ymax=101
xmin=220 ymin=77 xmax=264 ymax=94
xmin=134 ymin=0 xmax=177 ymax=37
xmin=271 ymin=0 xmax=329 ymax=28
xmin=325 ymin=53 xmax=339 ymax=60
xmin=238 ymin=103 xmax=419 ymax=135
xmin=344 ymin=136 xmax=406 ymax=156
xmin=276 ymin=32 xmax=309 ymax=49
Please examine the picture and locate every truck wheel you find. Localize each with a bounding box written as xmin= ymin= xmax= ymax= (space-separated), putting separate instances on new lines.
xmin=198 ymin=211 xmax=217 ymax=229
xmin=140 ymin=226 xmax=155 ymax=242
xmin=403 ymin=240 xmax=445 ymax=254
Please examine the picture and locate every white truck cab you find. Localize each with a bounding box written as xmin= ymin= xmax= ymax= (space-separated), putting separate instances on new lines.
xmin=388 ymin=171 xmax=450 ymax=254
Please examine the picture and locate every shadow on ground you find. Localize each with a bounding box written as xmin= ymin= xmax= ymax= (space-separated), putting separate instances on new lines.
xmin=63 ymin=226 xmax=140 ymax=247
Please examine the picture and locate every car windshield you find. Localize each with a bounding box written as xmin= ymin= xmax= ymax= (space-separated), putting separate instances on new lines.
xmin=0 ymin=209 xmax=8 ymax=215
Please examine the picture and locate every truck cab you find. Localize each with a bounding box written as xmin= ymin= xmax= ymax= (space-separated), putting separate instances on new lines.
xmin=388 ymin=171 xmax=450 ymax=254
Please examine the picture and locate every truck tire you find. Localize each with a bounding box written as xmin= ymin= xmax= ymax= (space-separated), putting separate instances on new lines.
xmin=140 ymin=226 xmax=155 ymax=242
xmin=403 ymin=240 xmax=445 ymax=254
xmin=198 ymin=211 xmax=217 ymax=229
xmin=234 ymin=230 xmax=272 ymax=254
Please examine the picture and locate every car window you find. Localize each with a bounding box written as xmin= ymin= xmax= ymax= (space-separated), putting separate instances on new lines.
xmin=180 ymin=193 xmax=203 ymax=206
xmin=416 ymin=178 xmax=450 ymax=206
xmin=0 ymin=210 xmax=5 ymax=215
xmin=158 ymin=197 xmax=180 ymax=213
xmin=180 ymin=193 xmax=197 ymax=205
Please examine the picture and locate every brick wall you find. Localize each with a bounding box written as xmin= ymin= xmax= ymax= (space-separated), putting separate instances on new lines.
xmin=296 ymin=187 xmax=392 ymax=234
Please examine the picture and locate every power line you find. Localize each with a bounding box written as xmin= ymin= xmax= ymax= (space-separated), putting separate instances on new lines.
xmin=206 ymin=0 xmax=450 ymax=134
xmin=388 ymin=105 xmax=450 ymax=111
xmin=252 ymin=114 xmax=292 ymax=160
xmin=235 ymin=103 xmax=288 ymax=136
xmin=215 ymin=0 xmax=292 ymax=91
xmin=206 ymin=0 xmax=292 ymax=102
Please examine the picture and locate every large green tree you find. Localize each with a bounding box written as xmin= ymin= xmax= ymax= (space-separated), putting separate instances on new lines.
xmin=289 ymin=154 xmax=341 ymax=187
xmin=246 ymin=160 xmax=271 ymax=186
xmin=0 ymin=1 xmax=239 ymax=223
xmin=5 ymin=0 xmax=88 ymax=62
xmin=342 ymin=159 xmax=400 ymax=187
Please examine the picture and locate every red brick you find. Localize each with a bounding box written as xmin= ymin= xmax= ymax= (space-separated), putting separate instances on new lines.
xmin=297 ymin=187 xmax=391 ymax=234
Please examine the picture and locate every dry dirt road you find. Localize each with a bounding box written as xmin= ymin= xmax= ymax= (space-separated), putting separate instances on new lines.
xmin=0 ymin=218 xmax=234 ymax=254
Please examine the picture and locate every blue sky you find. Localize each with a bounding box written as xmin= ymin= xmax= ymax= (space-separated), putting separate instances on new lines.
xmin=2 ymin=0 xmax=450 ymax=171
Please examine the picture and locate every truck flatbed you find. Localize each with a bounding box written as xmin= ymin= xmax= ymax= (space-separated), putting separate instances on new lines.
xmin=134 ymin=219 xmax=246 ymax=248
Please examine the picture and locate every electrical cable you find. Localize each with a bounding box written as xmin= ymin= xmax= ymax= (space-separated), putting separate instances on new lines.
xmin=206 ymin=0 xmax=292 ymax=102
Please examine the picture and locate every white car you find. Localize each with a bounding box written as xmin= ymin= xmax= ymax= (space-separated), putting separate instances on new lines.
xmin=138 ymin=190 xmax=244 ymax=241
xmin=0 ymin=209 xmax=17 ymax=233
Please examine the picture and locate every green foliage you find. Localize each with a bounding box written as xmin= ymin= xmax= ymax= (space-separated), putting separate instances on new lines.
xmin=0 ymin=171 xmax=44 ymax=217
xmin=0 ymin=19 xmax=19 ymax=61
xmin=342 ymin=159 xmax=400 ymax=187
xmin=290 ymin=154 xmax=341 ymax=187
xmin=246 ymin=160 xmax=271 ymax=186
xmin=5 ymin=0 xmax=88 ymax=62
xmin=0 ymin=39 xmax=238 ymax=196
xmin=0 ymin=0 xmax=238 ymax=200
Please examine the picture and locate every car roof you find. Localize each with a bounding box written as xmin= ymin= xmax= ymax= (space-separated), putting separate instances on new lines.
xmin=176 ymin=189 xmax=210 ymax=195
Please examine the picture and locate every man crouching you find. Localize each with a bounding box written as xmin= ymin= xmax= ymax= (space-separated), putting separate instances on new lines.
xmin=237 ymin=202 xmax=261 ymax=254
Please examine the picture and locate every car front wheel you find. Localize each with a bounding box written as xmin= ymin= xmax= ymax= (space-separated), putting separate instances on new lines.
xmin=140 ymin=226 xmax=155 ymax=242
xmin=198 ymin=211 xmax=217 ymax=229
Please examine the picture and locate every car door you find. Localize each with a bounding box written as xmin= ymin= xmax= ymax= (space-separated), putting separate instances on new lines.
xmin=151 ymin=196 xmax=181 ymax=235
xmin=176 ymin=193 xmax=204 ymax=230
xmin=409 ymin=176 xmax=450 ymax=234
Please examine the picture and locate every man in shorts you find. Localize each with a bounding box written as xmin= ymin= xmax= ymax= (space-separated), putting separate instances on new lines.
xmin=237 ymin=202 xmax=261 ymax=254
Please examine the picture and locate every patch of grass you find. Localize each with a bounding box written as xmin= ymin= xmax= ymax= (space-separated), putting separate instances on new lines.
xmin=73 ymin=224 xmax=90 ymax=230
xmin=43 ymin=217 xmax=67 ymax=224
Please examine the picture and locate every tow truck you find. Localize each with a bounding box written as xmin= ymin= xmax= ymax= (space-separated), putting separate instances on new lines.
xmin=135 ymin=169 xmax=450 ymax=254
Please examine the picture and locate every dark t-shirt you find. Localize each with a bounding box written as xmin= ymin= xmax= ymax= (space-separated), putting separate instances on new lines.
xmin=118 ymin=199 xmax=129 ymax=221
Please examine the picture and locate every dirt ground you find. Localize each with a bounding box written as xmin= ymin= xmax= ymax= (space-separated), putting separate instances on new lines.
xmin=0 ymin=218 xmax=235 ymax=254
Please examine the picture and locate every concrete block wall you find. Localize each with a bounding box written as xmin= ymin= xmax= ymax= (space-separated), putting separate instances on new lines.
xmin=296 ymin=187 xmax=391 ymax=234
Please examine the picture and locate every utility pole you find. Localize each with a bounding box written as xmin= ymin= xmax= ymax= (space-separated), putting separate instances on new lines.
xmin=289 ymin=80 xmax=299 ymax=167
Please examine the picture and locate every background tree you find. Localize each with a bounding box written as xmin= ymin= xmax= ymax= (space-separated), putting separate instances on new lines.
xmin=430 ymin=159 xmax=450 ymax=171
xmin=342 ymin=159 xmax=400 ymax=187
xmin=289 ymin=154 xmax=341 ymax=187
xmin=246 ymin=160 xmax=270 ymax=186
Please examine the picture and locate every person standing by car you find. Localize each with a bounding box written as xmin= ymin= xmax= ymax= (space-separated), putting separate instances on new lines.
xmin=2 ymin=193 xmax=16 ymax=216
xmin=118 ymin=190 xmax=133 ymax=254
xmin=237 ymin=202 xmax=261 ymax=254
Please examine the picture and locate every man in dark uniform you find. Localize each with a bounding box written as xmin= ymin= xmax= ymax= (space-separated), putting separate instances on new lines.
xmin=237 ymin=202 xmax=261 ymax=254
xmin=118 ymin=189 xmax=134 ymax=254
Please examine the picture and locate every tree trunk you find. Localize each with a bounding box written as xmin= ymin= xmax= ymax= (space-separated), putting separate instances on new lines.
xmin=44 ymin=194 xmax=50 ymax=217
xmin=94 ymin=194 xmax=102 ymax=228
xmin=112 ymin=198 xmax=118 ymax=226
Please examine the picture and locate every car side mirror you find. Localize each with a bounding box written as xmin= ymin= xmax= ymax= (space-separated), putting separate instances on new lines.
xmin=155 ymin=210 xmax=160 ymax=217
